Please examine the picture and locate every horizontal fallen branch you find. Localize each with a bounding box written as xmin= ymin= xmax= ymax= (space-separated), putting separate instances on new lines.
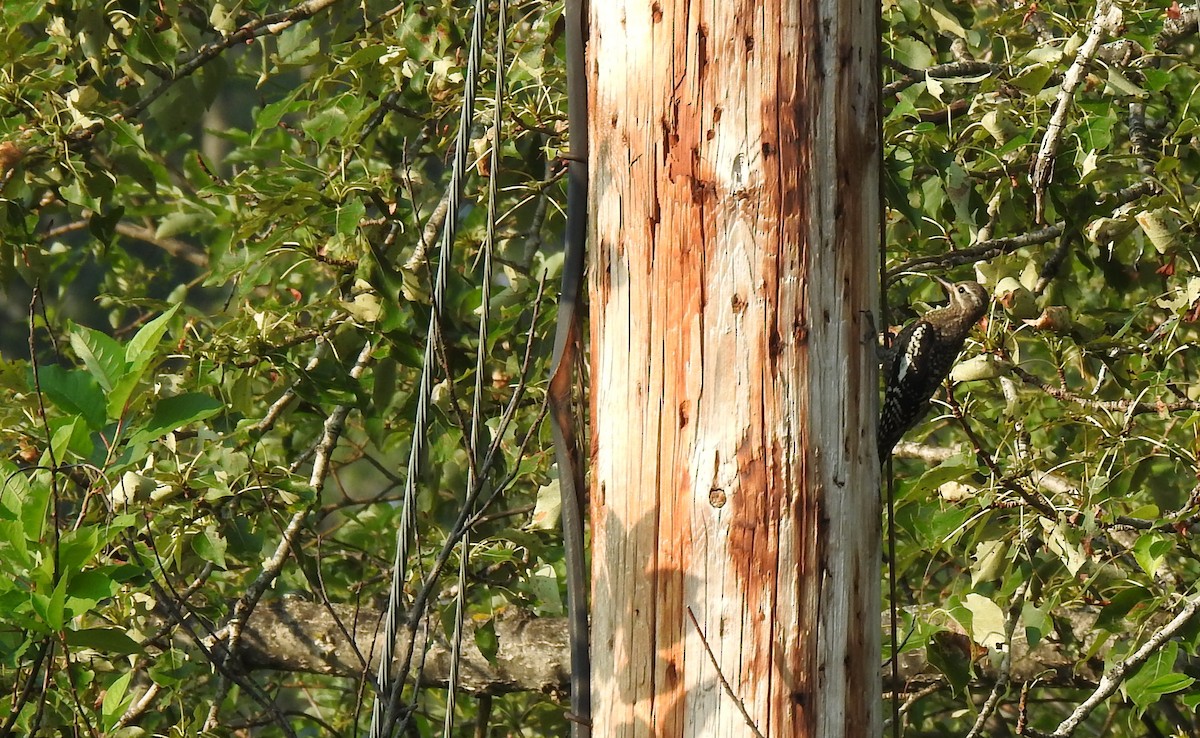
xmin=233 ymin=597 xmax=1144 ymax=696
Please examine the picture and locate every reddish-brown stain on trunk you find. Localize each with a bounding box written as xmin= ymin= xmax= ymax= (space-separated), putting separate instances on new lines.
xmin=589 ymin=0 xmax=880 ymax=735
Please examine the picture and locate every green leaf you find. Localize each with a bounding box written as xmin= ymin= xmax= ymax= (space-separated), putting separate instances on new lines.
xmin=1022 ymin=602 xmax=1048 ymax=647
xmin=302 ymin=106 xmax=349 ymax=148
xmin=275 ymin=24 xmax=319 ymax=66
xmin=49 ymin=415 xmax=93 ymax=460
xmin=912 ymin=452 xmax=975 ymax=499
xmin=1078 ymin=115 xmax=1113 ymax=151
xmin=108 ymin=305 xmax=179 ymax=419
xmin=102 ymin=671 xmax=134 ymax=731
xmin=128 ymin=393 xmax=222 ymax=446
xmin=970 ymin=539 xmax=1009 ymax=586
xmin=1010 ymin=64 xmax=1053 ymax=93
xmin=0 ymin=460 xmax=30 ymax=519
xmin=345 ymin=44 xmax=390 ymax=69
xmin=474 ymin=618 xmax=499 ymax=665
xmin=1183 ymin=690 xmax=1200 ymax=712
xmin=927 ymin=630 xmax=972 ymax=695
xmin=964 ymin=593 xmax=1006 ymax=651
xmin=155 ymin=211 xmax=209 ymax=240
xmin=37 ymin=364 xmax=106 ymax=430
xmin=89 ymin=206 xmax=124 ymax=245
xmin=0 ymin=520 xmax=31 ymax=569
xmin=1125 ymin=642 xmax=1190 ymax=713
xmin=67 ymin=569 xmax=119 ymax=606
xmin=20 ymin=478 xmax=51 ymax=543
xmin=336 ymin=198 xmax=365 ymax=236
xmin=192 ymin=525 xmax=227 ymax=569
xmin=528 ymin=563 xmax=562 ymax=616
xmin=1104 ymin=69 xmax=1148 ymax=98
xmin=31 ymin=576 xmax=67 ymax=630
xmin=58 ymin=527 xmax=103 ymax=574
xmin=926 ymin=1 xmax=966 ymax=37
xmin=109 ymin=118 xmax=146 ymax=150
xmin=1096 ymin=585 xmax=1152 ymax=632
xmin=1133 ymin=533 xmax=1171 ymax=579
xmin=148 ymin=648 xmax=188 ymax=687
xmin=371 ymin=357 xmax=398 ymax=415
xmin=255 ymin=97 xmax=305 ymax=133
xmin=66 ymin=627 xmax=142 ymax=655
xmin=892 ymin=37 xmax=933 ymax=69
xmin=69 ymin=324 xmax=125 ymax=392
xmin=125 ymin=305 xmax=179 ymax=373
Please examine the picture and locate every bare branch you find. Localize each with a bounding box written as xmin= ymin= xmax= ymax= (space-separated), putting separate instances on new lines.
xmin=1030 ymin=0 xmax=1123 ymax=221
xmin=1048 ymin=592 xmax=1200 ymax=737
xmin=965 ymin=582 xmax=1029 ymax=738
xmin=882 ymin=60 xmax=999 ymax=99
xmin=887 ymin=178 xmax=1159 ymax=283
xmin=40 ymin=220 xmax=209 ymax=267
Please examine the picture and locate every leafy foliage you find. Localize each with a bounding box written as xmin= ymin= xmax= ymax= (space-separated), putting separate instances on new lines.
xmin=3 ymin=0 xmax=1200 ymax=735
xmin=883 ymin=0 xmax=1200 ymax=734
xmin=2 ymin=0 xmax=568 ymax=734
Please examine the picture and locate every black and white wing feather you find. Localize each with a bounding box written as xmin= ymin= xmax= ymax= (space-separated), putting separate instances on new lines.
xmin=878 ymin=320 xmax=940 ymax=456
xmin=877 ymin=279 xmax=990 ymax=461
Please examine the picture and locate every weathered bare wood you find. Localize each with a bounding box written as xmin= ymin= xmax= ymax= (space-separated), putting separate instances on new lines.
xmin=588 ymin=0 xmax=881 ymax=735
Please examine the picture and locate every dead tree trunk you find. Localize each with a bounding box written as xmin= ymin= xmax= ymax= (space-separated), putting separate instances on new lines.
xmin=587 ymin=1 xmax=881 ymax=735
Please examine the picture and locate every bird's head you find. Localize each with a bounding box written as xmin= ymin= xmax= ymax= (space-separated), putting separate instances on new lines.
xmin=934 ymin=276 xmax=989 ymax=321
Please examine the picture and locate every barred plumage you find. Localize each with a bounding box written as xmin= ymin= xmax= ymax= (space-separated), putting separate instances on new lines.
xmin=878 ymin=277 xmax=990 ymax=461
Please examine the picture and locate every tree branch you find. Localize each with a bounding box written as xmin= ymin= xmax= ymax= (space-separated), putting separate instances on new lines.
xmin=1029 ymin=0 xmax=1122 ymax=221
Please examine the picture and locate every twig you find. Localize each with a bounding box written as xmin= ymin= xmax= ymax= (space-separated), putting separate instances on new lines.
xmin=7 ymin=0 xmax=348 ymax=189
xmin=943 ymin=393 xmax=1058 ymax=517
xmin=205 ymin=340 xmax=374 ymax=730
xmin=882 ymin=60 xmax=999 ymax=98
xmin=473 ymin=694 xmax=493 ymax=738
xmin=899 ymin=683 xmax=942 ymax=716
xmin=71 ymin=0 xmax=346 ymax=147
xmin=1034 ymin=231 xmax=1074 ymax=295
xmin=478 ymin=279 xmax=548 ymax=480
xmin=442 ymin=6 xmax=508 ymax=732
xmin=26 ymin=640 xmax=54 ymax=736
xmin=0 ymin=639 xmax=51 ymax=738
xmin=888 ymin=224 xmax=1064 ymax=283
xmin=1155 ymin=7 xmax=1200 ymax=50
xmin=249 ymin=338 xmax=329 ymax=436
xmin=685 ymin=608 xmax=767 ymax=738
xmin=1127 ymin=102 xmax=1156 ymax=176
xmin=113 ymin=683 xmax=161 ymax=730
xmin=887 ymin=178 xmax=1160 ymax=282
xmin=124 ymin=530 xmax=294 ymax=736
xmin=1048 ymin=591 xmax=1200 ymax=737
xmin=370 ymin=1 xmax=491 ymax=731
xmin=1010 ymin=364 xmax=1200 ymax=416
xmin=39 ymin=220 xmax=209 ymax=267
xmin=404 ymin=188 xmax=451 ymax=272
xmin=964 ymin=582 xmax=1029 ymax=738
xmin=386 ymin=382 xmax=549 ymax=735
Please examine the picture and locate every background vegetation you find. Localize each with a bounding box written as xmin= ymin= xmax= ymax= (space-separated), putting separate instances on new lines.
xmin=883 ymin=1 xmax=1200 ymax=736
xmin=0 ymin=0 xmax=1198 ymax=736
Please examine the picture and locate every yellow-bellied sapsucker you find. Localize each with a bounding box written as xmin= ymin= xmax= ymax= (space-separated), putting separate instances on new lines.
xmin=878 ymin=277 xmax=990 ymax=461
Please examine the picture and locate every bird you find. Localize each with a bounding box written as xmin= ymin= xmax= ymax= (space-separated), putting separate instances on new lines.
xmin=878 ymin=277 xmax=990 ymax=461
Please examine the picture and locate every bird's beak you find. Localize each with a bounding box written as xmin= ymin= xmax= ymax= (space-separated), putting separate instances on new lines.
xmin=933 ymin=275 xmax=954 ymax=294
